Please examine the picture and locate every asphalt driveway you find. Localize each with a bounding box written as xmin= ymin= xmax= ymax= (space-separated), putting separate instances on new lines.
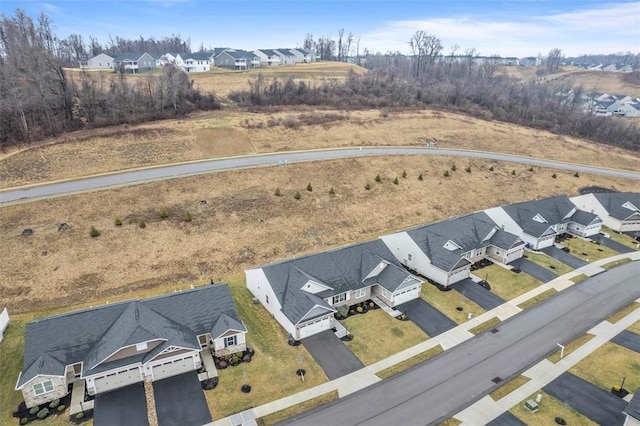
xmin=541 ymin=246 xmax=588 ymax=269
xmin=396 ymin=297 xmax=456 ymax=337
xmin=451 ymin=278 xmax=505 ymax=310
xmin=486 ymin=412 xmax=526 ymax=426
xmin=153 ymin=371 xmax=212 ymax=426
xmin=611 ymin=329 xmax=640 ymax=353
xmin=596 ymin=235 xmax=636 ymax=254
xmin=302 ymin=330 xmax=364 ymax=380
xmin=543 ymin=372 xmax=627 ymax=426
xmin=515 ymin=258 xmax=558 ymax=283
xmin=93 ymin=382 xmax=148 ymax=426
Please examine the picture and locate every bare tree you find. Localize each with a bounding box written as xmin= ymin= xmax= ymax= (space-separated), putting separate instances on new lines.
xmin=547 ymin=48 xmax=563 ymax=73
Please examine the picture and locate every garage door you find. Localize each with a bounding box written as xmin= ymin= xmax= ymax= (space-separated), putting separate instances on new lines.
xmin=393 ymin=286 xmax=420 ymax=306
xmin=151 ymin=355 xmax=195 ymax=381
xmin=94 ymin=366 xmax=142 ymax=394
xmin=298 ymin=316 xmax=332 ymax=339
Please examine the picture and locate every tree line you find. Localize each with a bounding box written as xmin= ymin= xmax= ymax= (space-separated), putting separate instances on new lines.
xmin=0 ymin=10 xmax=218 ymax=147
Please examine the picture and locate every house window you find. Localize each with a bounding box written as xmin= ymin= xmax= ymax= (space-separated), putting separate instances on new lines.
xmin=224 ymin=335 xmax=237 ymax=348
xmin=475 ymin=249 xmax=483 ymax=256
xmin=332 ymin=293 xmax=347 ymax=304
xmin=354 ymin=288 xmax=366 ymax=299
xmin=33 ymin=380 xmax=54 ymax=396
xmin=265 ymin=295 xmax=269 ymax=304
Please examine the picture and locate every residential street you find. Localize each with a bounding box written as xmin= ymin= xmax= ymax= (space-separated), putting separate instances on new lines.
xmin=2 ymin=147 xmax=639 ymax=205
xmin=283 ymin=261 xmax=640 ymax=426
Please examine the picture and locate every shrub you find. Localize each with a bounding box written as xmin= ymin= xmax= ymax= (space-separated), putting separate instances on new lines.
xmin=465 ymin=166 xmax=471 ymax=173
xmin=49 ymin=399 xmax=60 ymax=409
xmin=90 ymin=226 xmax=100 ymax=238
xmin=274 ymin=187 xmax=281 ymax=196
xmin=375 ymin=174 xmax=381 ymax=183
xmin=159 ymin=208 xmax=169 ymax=219
xmin=20 ymin=418 xmax=28 ymax=425
xmin=418 ymin=173 xmax=423 ymax=181
xmin=489 ymin=166 xmax=494 ymax=171
xmin=511 ymin=170 xmax=516 ymax=175
xmin=552 ymin=173 xmax=557 ymax=179
xmin=451 ymin=163 xmax=457 ymax=172
xmin=356 ymin=306 xmax=363 ymax=313
xmin=443 ymin=170 xmax=450 ymax=177
xmin=393 ymin=177 xmax=399 ymax=185
xmin=75 ymin=412 xmax=84 ymax=420
xmin=37 ymin=408 xmax=49 ymax=419
xmin=57 ymin=405 xmax=66 ymax=412
xmin=184 ymin=211 xmax=192 ymax=222
xmin=294 ymin=191 xmax=301 ymax=200
xmin=528 ymin=167 xmax=534 ymax=172
xmin=306 ymin=182 xmax=313 ymax=192
xmin=574 ymin=171 xmax=579 ymax=177
xmin=329 ymin=187 xmax=335 ymax=195
xmin=138 ymin=220 xmax=146 ymax=228
xmin=365 ymin=183 xmax=371 ymax=190
xmin=114 ymin=216 xmax=122 ymax=226
xmin=29 ymin=406 xmax=39 ymax=416
xmin=401 ymin=170 xmax=407 ymax=178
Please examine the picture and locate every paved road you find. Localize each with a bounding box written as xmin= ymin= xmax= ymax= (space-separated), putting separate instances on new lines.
xmin=2 ymin=147 xmax=640 ymax=206
xmin=283 ymin=261 xmax=640 ymax=426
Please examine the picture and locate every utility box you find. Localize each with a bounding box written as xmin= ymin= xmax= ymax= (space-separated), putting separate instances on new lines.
xmin=525 ymin=399 xmax=539 ymax=413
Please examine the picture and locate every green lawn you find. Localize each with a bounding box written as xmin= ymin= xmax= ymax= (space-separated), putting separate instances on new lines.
xmin=510 ymin=391 xmax=597 ymax=426
xmin=561 ymin=237 xmax=619 ymax=262
xmin=602 ymin=226 xmax=640 ymax=249
xmin=341 ymin=309 xmax=428 ymax=365
xmin=476 ymin=265 xmax=542 ymax=301
xmin=569 ymin=342 xmax=640 ymax=394
xmin=421 ymin=283 xmax=486 ymax=324
xmin=524 ymin=251 xmax=573 ymax=275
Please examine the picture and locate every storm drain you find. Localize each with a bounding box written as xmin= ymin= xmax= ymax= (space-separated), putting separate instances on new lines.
xmin=491 ymin=328 xmax=500 ymax=334
xmin=492 ymin=377 xmax=503 ymax=383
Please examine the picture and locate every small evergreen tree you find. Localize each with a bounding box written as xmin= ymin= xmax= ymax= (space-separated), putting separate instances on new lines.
xmin=451 ymin=163 xmax=457 ymax=172
xmin=489 ymin=166 xmax=494 ymax=171
xmin=528 ymin=167 xmax=534 ymax=172
xmin=444 ymin=170 xmax=450 ymax=177
xmin=184 ymin=211 xmax=192 ymax=222
xmin=138 ymin=220 xmax=146 ymax=228
xmin=329 ymin=187 xmax=335 ymax=195
xmin=159 ymin=208 xmax=169 ymax=219
xmin=114 ymin=216 xmax=122 ymax=226
xmin=401 ymin=170 xmax=407 ymax=178
xmin=511 ymin=170 xmax=516 ymax=175
xmin=294 ymin=191 xmax=301 ymax=200
xmin=465 ymin=166 xmax=471 ymax=173
xmin=90 ymin=226 xmax=100 ymax=238
xmin=418 ymin=173 xmax=423 ymax=181
xmin=306 ymin=182 xmax=313 ymax=192
xmin=552 ymin=173 xmax=557 ymax=179
xmin=365 ymin=183 xmax=371 ymax=190
xmin=375 ymin=174 xmax=382 ymax=183
xmin=574 ymin=171 xmax=579 ymax=177
xmin=274 ymin=188 xmax=281 ymax=196
xmin=393 ymin=177 xmax=399 ymax=185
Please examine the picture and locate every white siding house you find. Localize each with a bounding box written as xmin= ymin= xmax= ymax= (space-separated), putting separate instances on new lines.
xmin=80 ymin=53 xmax=115 ymax=70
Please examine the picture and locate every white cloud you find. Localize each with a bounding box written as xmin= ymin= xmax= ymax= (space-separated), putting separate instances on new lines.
xmin=362 ymin=2 xmax=640 ymax=57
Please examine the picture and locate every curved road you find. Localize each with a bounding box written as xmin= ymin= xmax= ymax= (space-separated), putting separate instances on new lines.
xmin=1 ymin=147 xmax=639 ymax=206
xmin=284 ymin=261 xmax=640 ymax=426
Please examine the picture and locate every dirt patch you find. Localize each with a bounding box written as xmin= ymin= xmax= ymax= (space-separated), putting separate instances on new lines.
xmin=1 ymin=155 xmax=637 ymax=314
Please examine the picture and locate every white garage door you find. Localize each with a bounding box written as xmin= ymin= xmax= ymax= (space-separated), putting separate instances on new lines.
xmin=393 ymin=286 xmax=420 ymax=306
xmin=297 ymin=316 xmax=332 ymax=339
xmin=94 ymin=367 xmax=142 ymax=394
xmin=151 ymin=355 xmax=195 ymax=381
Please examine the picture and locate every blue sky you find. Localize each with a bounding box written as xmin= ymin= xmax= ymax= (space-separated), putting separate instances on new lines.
xmin=2 ymin=0 xmax=639 ymax=57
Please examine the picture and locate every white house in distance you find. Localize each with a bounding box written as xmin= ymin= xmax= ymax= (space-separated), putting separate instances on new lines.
xmin=381 ymin=212 xmax=525 ymax=287
xmin=246 ymin=240 xmax=422 ymax=341
xmin=180 ymin=52 xmax=212 ymax=72
xmin=484 ymin=195 xmax=602 ymax=250
xmin=15 ymin=284 xmax=246 ymax=408
xmin=253 ymin=49 xmax=281 ymax=67
xmin=80 ymin=53 xmax=115 ymax=70
xmin=570 ymin=192 xmax=640 ymax=233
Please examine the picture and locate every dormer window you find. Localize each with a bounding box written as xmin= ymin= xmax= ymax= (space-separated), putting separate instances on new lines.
xmin=532 ymin=214 xmax=547 ymax=223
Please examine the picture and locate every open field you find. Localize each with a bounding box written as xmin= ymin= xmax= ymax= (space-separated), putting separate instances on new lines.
xmin=475 ymin=264 xmax=542 ymax=300
xmin=2 ymin=154 xmax=638 ymax=314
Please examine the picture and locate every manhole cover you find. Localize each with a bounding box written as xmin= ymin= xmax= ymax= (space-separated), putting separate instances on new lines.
xmin=492 ymin=377 xmax=502 ymax=383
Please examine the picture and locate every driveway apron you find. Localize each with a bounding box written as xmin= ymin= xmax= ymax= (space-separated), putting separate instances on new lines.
xmin=541 ymin=246 xmax=588 ymax=269
xmin=451 ymin=278 xmax=505 ymax=310
xmin=396 ymin=298 xmax=456 ymax=337
xmin=610 ymin=329 xmax=640 ymax=353
xmin=595 ymin=235 xmax=636 ymax=254
xmin=302 ymin=330 xmax=364 ymax=380
xmin=514 ymin=258 xmax=558 ymax=283
xmin=93 ymin=382 xmax=149 ymax=426
xmin=543 ymin=372 xmax=626 ymax=426
xmin=153 ymin=371 xmax=212 ymax=426
xmin=486 ymin=412 xmax=527 ymax=426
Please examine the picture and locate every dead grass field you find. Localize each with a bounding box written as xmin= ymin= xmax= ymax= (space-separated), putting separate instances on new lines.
xmin=569 ymin=342 xmax=640 ymax=393
xmin=2 ymin=155 xmax=637 ymax=314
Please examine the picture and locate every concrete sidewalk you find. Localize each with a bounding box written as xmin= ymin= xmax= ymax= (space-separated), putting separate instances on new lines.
xmin=208 ymin=252 xmax=639 ymax=426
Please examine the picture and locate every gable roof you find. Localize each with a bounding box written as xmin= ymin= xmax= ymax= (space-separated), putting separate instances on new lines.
xmin=501 ymin=196 xmax=579 ymax=237
xmin=183 ymin=51 xmax=212 ymax=61
xmin=257 ymin=49 xmax=278 ymax=57
xmin=294 ymin=48 xmax=311 ymax=55
xmin=593 ymin=192 xmax=640 ymax=221
xmin=18 ymin=284 xmax=245 ymax=388
xmin=259 ymin=240 xmax=420 ymax=325
xmin=114 ymin=52 xmax=149 ymax=61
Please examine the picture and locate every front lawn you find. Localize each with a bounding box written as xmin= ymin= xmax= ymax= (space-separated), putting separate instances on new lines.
xmin=602 ymin=226 xmax=640 ymax=249
xmin=569 ymin=342 xmax=640 ymax=394
xmin=547 ymin=334 xmax=594 ymax=363
xmin=602 ymin=258 xmax=632 ymax=269
xmin=476 ymin=265 xmax=542 ymax=301
xmin=421 ymin=283 xmax=486 ymax=324
xmin=340 ymin=308 xmax=428 ymax=365
xmin=524 ymin=251 xmax=573 ymax=275
xmin=510 ymin=390 xmax=597 ymax=426
xmin=561 ymin=237 xmax=619 ymax=262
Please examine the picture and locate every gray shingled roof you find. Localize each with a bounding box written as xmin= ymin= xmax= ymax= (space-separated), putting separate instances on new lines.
xmin=260 ymin=240 xmax=419 ymax=325
xmin=406 ymin=211 xmax=520 ymax=271
xmin=571 ymin=209 xmax=602 ymax=226
xmin=18 ymin=284 xmax=245 ymax=388
xmin=294 ymin=48 xmax=311 ymax=55
xmin=114 ymin=53 xmax=147 ymax=61
xmin=257 ymin=49 xmax=278 ymax=57
xmin=183 ymin=51 xmax=212 ymax=61
xmin=593 ymin=192 xmax=640 ymax=221
xmin=502 ymin=196 xmax=579 ymax=238
xmin=625 ymin=391 xmax=640 ymax=420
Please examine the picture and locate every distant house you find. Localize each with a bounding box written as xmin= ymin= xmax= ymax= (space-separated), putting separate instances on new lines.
xmin=215 ymin=49 xmax=260 ymax=70
xmin=603 ymin=64 xmax=618 ymax=72
xmin=619 ymin=64 xmax=633 ymax=72
xmin=484 ymin=196 xmax=602 ymax=250
xmin=80 ymin=53 xmax=115 ymax=70
xmin=246 ymin=240 xmax=423 ymax=340
xmin=570 ymin=192 xmax=640 ymax=233
xmin=113 ymin=52 xmax=156 ymax=73
xmin=273 ymin=49 xmax=299 ymax=65
xmin=0 ymin=308 xmax=9 ymax=343
xmin=381 ymin=212 xmax=525 ymax=287
xmin=15 ymin=284 xmax=246 ymax=408
xmin=180 ymin=52 xmax=212 ymax=72
xmin=291 ymin=48 xmax=314 ymax=63
xmin=254 ymin=49 xmax=281 ymax=67
xmin=519 ymin=57 xmax=539 ymax=66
